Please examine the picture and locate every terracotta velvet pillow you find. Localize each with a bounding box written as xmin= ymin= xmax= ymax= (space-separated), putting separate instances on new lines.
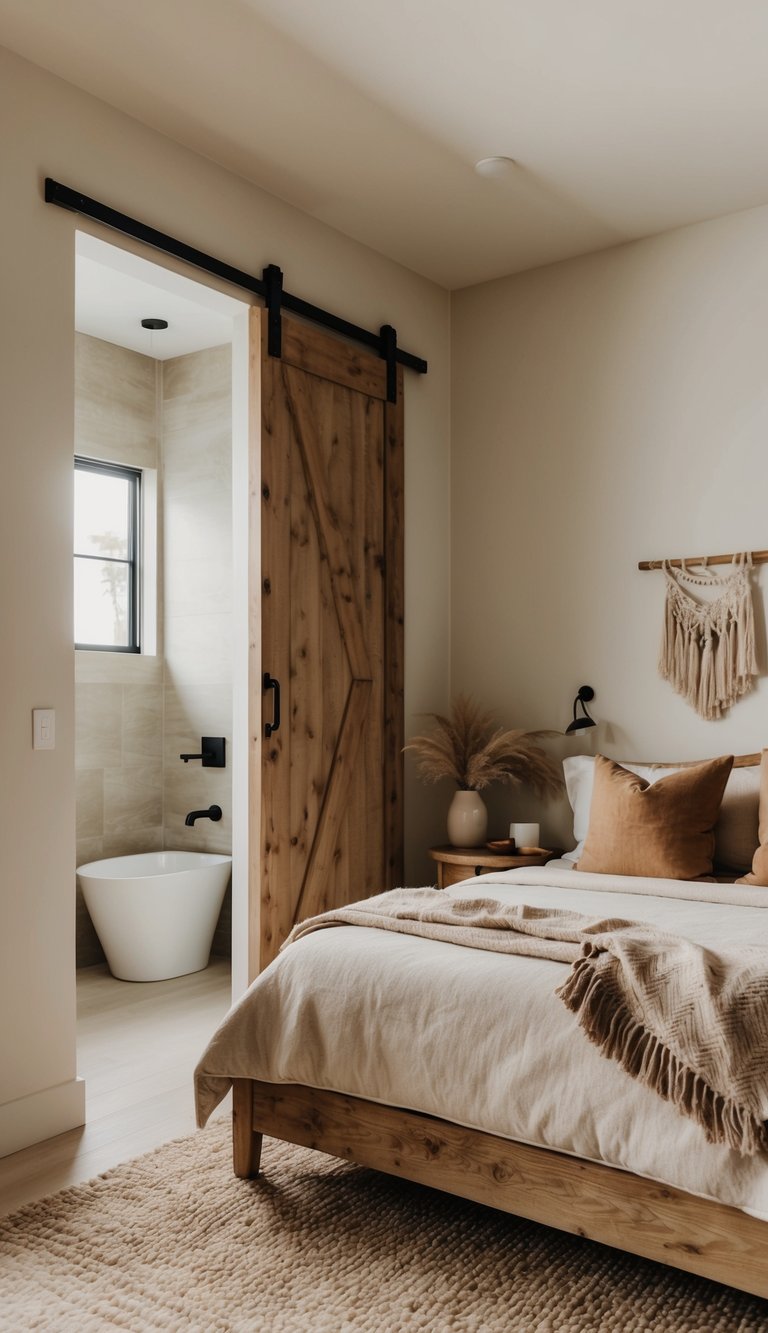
xmin=737 ymin=750 xmax=768 ymax=885
xmin=577 ymin=753 xmax=734 ymax=880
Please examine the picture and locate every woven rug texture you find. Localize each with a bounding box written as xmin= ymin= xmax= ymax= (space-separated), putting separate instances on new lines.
xmin=1 ymin=1120 xmax=767 ymax=1332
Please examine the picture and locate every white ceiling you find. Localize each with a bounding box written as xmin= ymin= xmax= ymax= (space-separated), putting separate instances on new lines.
xmin=76 ymin=234 xmax=243 ymax=357
xmin=4 ymin=0 xmax=768 ymax=289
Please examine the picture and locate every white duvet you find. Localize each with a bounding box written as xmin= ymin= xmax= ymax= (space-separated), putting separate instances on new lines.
xmin=195 ymin=867 xmax=768 ymax=1220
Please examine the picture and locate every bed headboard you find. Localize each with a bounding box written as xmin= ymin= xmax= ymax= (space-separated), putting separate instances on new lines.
xmin=637 ymin=753 xmax=761 ymax=769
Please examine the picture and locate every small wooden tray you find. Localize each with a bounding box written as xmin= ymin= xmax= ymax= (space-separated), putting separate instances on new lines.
xmin=486 ymin=838 xmax=516 ymax=852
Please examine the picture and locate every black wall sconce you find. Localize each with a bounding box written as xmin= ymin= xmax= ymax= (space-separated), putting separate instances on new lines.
xmin=566 ymin=686 xmax=596 ymax=734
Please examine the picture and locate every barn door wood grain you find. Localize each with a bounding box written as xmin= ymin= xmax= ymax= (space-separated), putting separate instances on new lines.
xmin=252 ymin=309 xmax=404 ymax=973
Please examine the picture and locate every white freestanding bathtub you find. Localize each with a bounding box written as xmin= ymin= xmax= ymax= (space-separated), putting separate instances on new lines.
xmin=76 ymin=851 xmax=232 ymax=982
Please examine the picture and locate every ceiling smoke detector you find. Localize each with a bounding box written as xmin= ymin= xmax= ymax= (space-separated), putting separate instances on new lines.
xmin=474 ymin=156 xmax=517 ymax=179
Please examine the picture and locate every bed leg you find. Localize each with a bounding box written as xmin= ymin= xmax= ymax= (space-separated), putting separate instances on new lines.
xmin=232 ymin=1078 xmax=263 ymax=1178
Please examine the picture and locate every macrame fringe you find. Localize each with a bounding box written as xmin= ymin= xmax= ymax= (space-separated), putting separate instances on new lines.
xmin=557 ymin=954 xmax=768 ymax=1158
xmin=658 ymin=554 xmax=757 ymax=720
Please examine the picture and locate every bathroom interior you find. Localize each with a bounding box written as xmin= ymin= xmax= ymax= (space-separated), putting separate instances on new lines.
xmin=73 ymin=233 xmax=246 ymax=1149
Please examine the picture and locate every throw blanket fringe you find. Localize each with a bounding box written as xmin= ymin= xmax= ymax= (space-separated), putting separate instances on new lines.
xmin=558 ymin=953 xmax=768 ymax=1158
xmin=287 ymin=888 xmax=768 ymax=1158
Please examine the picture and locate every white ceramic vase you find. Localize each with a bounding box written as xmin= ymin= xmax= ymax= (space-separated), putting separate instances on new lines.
xmin=447 ymin=789 xmax=488 ymax=848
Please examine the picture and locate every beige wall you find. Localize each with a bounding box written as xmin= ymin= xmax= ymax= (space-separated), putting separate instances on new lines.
xmin=0 ymin=44 xmax=451 ymax=1155
xmin=451 ymin=205 xmax=768 ymax=851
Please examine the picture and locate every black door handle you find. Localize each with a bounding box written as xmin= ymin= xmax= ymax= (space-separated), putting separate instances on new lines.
xmin=264 ymin=673 xmax=281 ymax=737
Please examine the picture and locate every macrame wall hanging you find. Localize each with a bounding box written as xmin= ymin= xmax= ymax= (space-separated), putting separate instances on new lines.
xmin=657 ymin=553 xmax=757 ymax=720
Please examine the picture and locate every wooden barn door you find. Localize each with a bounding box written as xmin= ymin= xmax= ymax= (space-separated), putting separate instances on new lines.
xmin=253 ymin=309 xmax=404 ymax=972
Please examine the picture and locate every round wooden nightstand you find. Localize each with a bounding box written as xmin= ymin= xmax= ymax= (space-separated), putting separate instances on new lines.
xmin=428 ymin=845 xmax=554 ymax=890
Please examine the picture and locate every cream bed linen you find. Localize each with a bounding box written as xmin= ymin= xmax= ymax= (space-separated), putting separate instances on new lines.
xmin=195 ymin=867 xmax=768 ymax=1220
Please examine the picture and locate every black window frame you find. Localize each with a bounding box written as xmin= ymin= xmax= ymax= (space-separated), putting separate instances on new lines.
xmin=74 ymin=456 xmax=141 ymax=654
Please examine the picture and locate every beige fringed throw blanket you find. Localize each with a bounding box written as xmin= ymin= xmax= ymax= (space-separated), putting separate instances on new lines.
xmin=287 ymin=888 xmax=768 ymax=1157
xmin=658 ymin=554 xmax=757 ymax=720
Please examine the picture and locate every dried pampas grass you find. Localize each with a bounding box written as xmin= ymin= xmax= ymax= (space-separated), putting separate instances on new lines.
xmin=405 ymin=695 xmax=562 ymax=794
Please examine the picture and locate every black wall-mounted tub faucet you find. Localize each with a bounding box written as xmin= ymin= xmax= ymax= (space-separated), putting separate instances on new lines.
xmin=185 ymin=805 xmax=223 ymax=826
xmin=180 ymin=737 xmax=226 ymax=768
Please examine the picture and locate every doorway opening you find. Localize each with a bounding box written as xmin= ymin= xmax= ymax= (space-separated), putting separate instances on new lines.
xmin=72 ymin=231 xmax=250 ymax=1167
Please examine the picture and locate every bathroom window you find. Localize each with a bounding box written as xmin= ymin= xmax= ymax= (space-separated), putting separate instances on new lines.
xmin=74 ymin=457 xmax=141 ymax=652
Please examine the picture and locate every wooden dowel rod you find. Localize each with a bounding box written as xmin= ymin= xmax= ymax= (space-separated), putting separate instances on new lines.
xmin=638 ymin=550 xmax=768 ymax=571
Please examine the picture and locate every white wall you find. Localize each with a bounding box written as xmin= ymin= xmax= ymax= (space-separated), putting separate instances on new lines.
xmin=0 ymin=44 xmax=451 ymax=1154
xmin=451 ymin=206 xmax=768 ymax=851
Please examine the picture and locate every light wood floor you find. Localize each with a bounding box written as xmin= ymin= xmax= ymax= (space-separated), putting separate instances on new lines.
xmin=0 ymin=959 xmax=232 ymax=1218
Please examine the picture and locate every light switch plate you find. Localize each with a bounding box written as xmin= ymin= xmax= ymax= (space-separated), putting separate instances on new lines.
xmin=33 ymin=708 xmax=55 ymax=750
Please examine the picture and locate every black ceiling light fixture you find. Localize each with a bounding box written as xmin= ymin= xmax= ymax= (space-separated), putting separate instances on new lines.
xmin=566 ymin=685 xmax=596 ymax=734
xmin=141 ymin=318 xmax=168 ymax=330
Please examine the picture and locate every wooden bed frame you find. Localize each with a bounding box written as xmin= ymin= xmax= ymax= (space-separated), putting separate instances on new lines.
xmin=232 ymin=1079 xmax=768 ymax=1300
xmin=232 ymin=752 xmax=768 ymax=1300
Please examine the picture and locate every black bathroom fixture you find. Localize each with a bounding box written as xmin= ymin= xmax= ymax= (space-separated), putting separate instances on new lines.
xmin=565 ymin=686 xmax=596 ymax=734
xmin=141 ymin=317 xmax=168 ymax=330
xmin=185 ymin=805 xmax=223 ymax=826
xmin=179 ymin=736 xmax=226 ymax=768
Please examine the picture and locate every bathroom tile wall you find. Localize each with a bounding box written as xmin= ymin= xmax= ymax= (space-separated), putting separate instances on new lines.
xmin=74 ymin=335 xmax=163 ymax=966
xmin=76 ymin=333 xmax=159 ymax=470
xmin=74 ymin=337 xmax=233 ymax=967
xmin=161 ymin=347 xmax=233 ymax=909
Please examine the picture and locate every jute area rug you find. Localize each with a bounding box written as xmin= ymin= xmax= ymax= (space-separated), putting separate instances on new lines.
xmin=1 ymin=1121 xmax=766 ymax=1333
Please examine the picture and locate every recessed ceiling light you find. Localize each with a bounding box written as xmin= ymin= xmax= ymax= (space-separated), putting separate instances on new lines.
xmin=474 ymin=156 xmax=517 ymax=179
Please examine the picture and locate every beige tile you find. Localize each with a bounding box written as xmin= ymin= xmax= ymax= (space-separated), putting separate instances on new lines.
xmin=164 ymin=614 xmax=232 ymax=686
xmin=122 ymin=684 xmax=164 ymax=762
xmin=75 ymin=334 xmax=158 ymax=470
xmin=162 ymin=489 xmax=231 ymax=566
xmin=76 ymin=770 xmax=104 ymax=840
xmin=163 ymin=424 xmax=231 ymax=495
xmin=76 ymin=683 xmax=123 ymax=770
xmin=163 ymin=807 xmax=232 ymax=856
xmin=164 ymin=552 xmax=232 ymax=618
xmin=103 ymin=764 xmax=163 ymax=838
xmin=164 ymin=760 xmax=230 ymax=799
xmin=164 ymin=767 xmax=231 ymax=821
xmin=163 ymin=767 xmax=232 ymax=855
xmin=162 ymin=345 xmax=231 ymax=408
xmin=76 ymin=650 xmax=163 ymax=686
xmin=102 ymin=826 xmax=165 ymax=858
xmin=76 ymin=837 xmax=104 ymax=868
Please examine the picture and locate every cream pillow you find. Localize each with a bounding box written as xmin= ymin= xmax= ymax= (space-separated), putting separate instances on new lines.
xmin=737 ymin=751 xmax=768 ymax=886
xmin=577 ymin=754 xmax=734 ymax=880
xmin=563 ymin=754 xmax=760 ymax=873
xmin=716 ymin=764 xmax=763 ymax=871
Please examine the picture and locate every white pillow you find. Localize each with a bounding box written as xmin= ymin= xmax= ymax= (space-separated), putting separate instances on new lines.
xmin=562 ymin=755 xmax=760 ymax=872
